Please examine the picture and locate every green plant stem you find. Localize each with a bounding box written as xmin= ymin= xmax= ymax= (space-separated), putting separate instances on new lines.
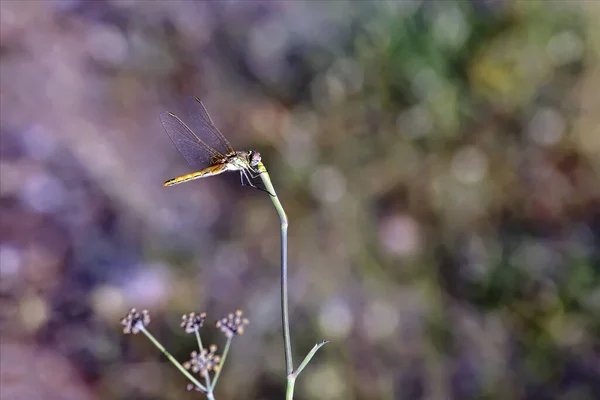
xmin=285 ymin=341 xmax=329 ymax=400
xmin=140 ymin=326 xmax=206 ymax=392
xmin=286 ymin=377 xmax=296 ymax=399
xmin=294 ymin=340 xmax=329 ymax=378
xmin=257 ymin=162 xmax=293 ymax=376
xmin=211 ymin=336 xmax=232 ymax=390
xmin=257 ymin=162 xmax=328 ymax=399
xmin=196 ymin=331 xmax=214 ymax=393
xmin=204 ymin=372 xmax=216 ymax=400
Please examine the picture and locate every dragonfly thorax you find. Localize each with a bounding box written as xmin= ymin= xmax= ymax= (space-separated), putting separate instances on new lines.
xmin=234 ymin=150 xmax=261 ymax=168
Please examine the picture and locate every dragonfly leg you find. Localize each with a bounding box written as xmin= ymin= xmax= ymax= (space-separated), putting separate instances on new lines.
xmin=241 ymin=169 xmax=274 ymax=196
xmin=241 ymin=169 xmax=259 ymax=188
xmin=247 ymin=167 xmax=263 ymax=179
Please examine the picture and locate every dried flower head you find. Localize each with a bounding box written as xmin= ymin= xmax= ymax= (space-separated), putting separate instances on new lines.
xmin=120 ymin=308 xmax=150 ymax=335
xmin=183 ymin=344 xmax=221 ymax=374
xmin=216 ymin=310 xmax=249 ymax=338
xmin=181 ymin=312 xmax=207 ymax=333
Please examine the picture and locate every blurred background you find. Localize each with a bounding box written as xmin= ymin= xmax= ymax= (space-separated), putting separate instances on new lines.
xmin=1 ymin=1 xmax=599 ymax=399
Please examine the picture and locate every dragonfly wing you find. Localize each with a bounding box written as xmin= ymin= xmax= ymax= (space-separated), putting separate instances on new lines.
xmin=191 ymin=96 xmax=215 ymax=125
xmin=160 ymin=111 xmax=224 ymax=170
xmin=185 ymin=97 xmax=235 ymax=155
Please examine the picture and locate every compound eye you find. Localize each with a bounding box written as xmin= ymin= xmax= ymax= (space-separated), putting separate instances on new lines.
xmin=252 ymin=152 xmax=262 ymax=166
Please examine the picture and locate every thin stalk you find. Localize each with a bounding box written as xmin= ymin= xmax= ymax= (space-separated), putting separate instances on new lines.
xmin=139 ymin=326 xmax=206 ymax=392
xmin=204 ymin=372 xmax=216 ymax=400
xmin=211 ymin=336 xmax=233 ymax=389
xmin=195 ymin=331 xmax=213 ymax=392
xmin=293 ymin=340 xmax=329 ymax=378
xmin=195 ymin=329 xmax=204 ymax=350
xmin=257 ymin=161 xmax=328 ymax=399
xmin=257 ymin=162 xmax=293 ymax=376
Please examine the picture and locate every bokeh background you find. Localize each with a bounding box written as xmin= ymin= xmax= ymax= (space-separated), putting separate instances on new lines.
xmin=1 ymin=1 xmax=599 ymax=399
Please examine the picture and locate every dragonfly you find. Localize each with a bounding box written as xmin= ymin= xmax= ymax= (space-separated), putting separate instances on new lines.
xmin=160 ymin=97 xmax=265 ymax=191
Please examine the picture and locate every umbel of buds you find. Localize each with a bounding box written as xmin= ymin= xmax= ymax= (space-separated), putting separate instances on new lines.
xmin=180 ymin=312 xmax=207 ymax=333
xmin=183 ymin=344 xmax=221 ymax=374
xmin=216 ymin=310 xmax=249 ymax=338
xmin=120 ymin=308 xmax=151 ymax=335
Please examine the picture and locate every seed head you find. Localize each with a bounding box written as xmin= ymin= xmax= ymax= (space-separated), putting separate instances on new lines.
xmin=216 ymin=310 xmax=249 ymax=338
xmin=181 ymin=312 xmax=207 ymax=333
xmin=120 ymin=308 xmax=151 ymax=335
xmin=183 ymin=344 xmax=221 ymax=374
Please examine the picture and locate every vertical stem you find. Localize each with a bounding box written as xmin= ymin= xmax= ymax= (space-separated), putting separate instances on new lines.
xmin=195 ymin=331 xmax=213 ymax=392
xmin=205 ymin=382 xmax=216 ymax=400
xmin=286 ymin=376 xmax=296 ymax=400
xmin=280 ymin=211 xmax=292 ymax=376
xmin=257 ymin=162 xmax=294 ymax=376
xmin=285 ymin=341 xmax=329 ymax=400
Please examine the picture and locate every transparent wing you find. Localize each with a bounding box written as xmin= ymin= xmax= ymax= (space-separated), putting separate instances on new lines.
xmin=185 ymin=97 xmax=235 ymax=155
xmin=160 ymin=111 xmax=224 ymax=170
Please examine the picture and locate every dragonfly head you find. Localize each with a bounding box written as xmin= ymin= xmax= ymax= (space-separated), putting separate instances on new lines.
xmin=249 ymin=150 xmax=262 ymax=167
